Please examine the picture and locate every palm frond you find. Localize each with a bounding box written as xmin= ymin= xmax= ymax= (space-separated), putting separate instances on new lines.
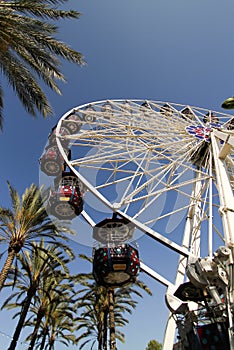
xmin=0 ymin=0 xmax=85 ymax=121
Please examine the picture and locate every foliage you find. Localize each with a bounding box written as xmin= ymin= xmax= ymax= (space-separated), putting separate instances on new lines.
xmin=0 ymin=0 xmax=85 ymax=128
xmin=76 ymin=254 xmax=152 ymax=350
xmin=2 ymin=239 xmax=77 ymax=350
xmin=0 ymin=182 xmax=72 ymax=292
xmin=146 ymin=339 xmax=162 ymax=350
xmin=25 ymin=275 xmax=79 ymax=350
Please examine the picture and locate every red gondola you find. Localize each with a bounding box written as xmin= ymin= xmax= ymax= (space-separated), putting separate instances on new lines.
xmin=47 ymin=171 xmax=83 ymax=219
xmin=101 ymin=102 xmax=113 ymax=119
xmin=140 ymin=101 xmax=152 ymax=117
xmin=48 ymin=124 xmax=71 ymax=146
xmin=160 ymin=103 xmax=174 ymax=116
xmin=83 ymin=105 xmax=96 ymax=122
xmin=181 ymin=107 xmax=195 ymax=121
xmin=93 ymin=244 xmax=140 ymax=288
xmin=64 ymin=112 xmax=83 ymax=133
xmin=203 ymin=112 xmax=220 ymax=126
xmin=40 ymin=146 xmax=66 ymax=176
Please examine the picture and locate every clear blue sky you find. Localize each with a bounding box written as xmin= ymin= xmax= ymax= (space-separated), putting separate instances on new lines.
xmin=1 ymin=0 xmax=234 ymax=349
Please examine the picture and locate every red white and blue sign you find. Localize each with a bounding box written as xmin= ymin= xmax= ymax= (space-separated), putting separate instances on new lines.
xmin=186 ymin=125 xmax=211 ymax=142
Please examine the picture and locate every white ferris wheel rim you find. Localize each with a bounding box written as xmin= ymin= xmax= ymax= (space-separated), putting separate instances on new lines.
xmin=50 ymin=99 xmax=234 ymax=255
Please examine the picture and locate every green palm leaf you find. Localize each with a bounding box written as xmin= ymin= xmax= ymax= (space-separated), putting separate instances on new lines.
xmin=0 ymin=0 xmax=85 ymax=128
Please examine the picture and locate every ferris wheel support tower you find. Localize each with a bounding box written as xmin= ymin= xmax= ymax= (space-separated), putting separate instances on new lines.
xmin=212 ymin=130 xmax=234 ymax=350
xmin=163 ymin=128 xmax=234 ymax=350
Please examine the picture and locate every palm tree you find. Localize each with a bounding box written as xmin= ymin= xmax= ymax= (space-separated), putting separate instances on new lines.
xmin=44 ymin=305 xmax=77 ymax=350
xmin=1 ymin=239 xmax=75 ymax=350
xmin=25 ymin=288 xmax=78 ymax=350
xmin=108 ymin=281 xmax=153 ymax=350
xmin=108 ymin=288 xmax=116 ymax=350
xmin=26 ymin=280 xmax=73 ymax=350
xmin=76 ymin=254 xmax=152 ymax=350
xmin=0 ymin=0 xmax=84 ymax=128
xmin=0 ymin=182 xmax=71 ymax=291
xmin=76 ymin=284 xmax=113 ymax=350
xmin=25 ymin=269 xmax=81 ymax=350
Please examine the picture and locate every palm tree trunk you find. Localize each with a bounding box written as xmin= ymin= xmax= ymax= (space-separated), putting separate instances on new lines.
xmin=48 ymin=334 xmax=55 ymax=350
xmin=108 ymin=288 xmax=116 ymax=350
xmin=103 ymin=309 xmax=108 ymax=350
xmin=0 ymin=248 xmax=15 ymax=291
xmin=27 ymin=307 xmax=45 ymax=350
xmin=7 ymin=287 xmax=36 ymax=350
xmin=97 ymin=320 xmax=103 ymax=350
xmin=39 ymin=325 xmax=49 ymax=350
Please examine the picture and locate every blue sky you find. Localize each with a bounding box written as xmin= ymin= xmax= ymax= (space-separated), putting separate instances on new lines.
xmin=1 ymin=0 xmax=234 ymax=349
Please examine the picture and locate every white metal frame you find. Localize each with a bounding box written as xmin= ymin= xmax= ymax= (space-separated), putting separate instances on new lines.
xmin=51 ymin=100 xmax=234 ymax=349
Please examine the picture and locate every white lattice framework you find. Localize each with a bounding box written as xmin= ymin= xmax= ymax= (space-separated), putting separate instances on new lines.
xmin=50 ymin=99 xmax=234 ymax=349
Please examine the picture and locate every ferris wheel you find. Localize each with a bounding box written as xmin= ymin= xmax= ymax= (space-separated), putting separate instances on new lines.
xmin=39 ymin=99 xmax=234 ymax=350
